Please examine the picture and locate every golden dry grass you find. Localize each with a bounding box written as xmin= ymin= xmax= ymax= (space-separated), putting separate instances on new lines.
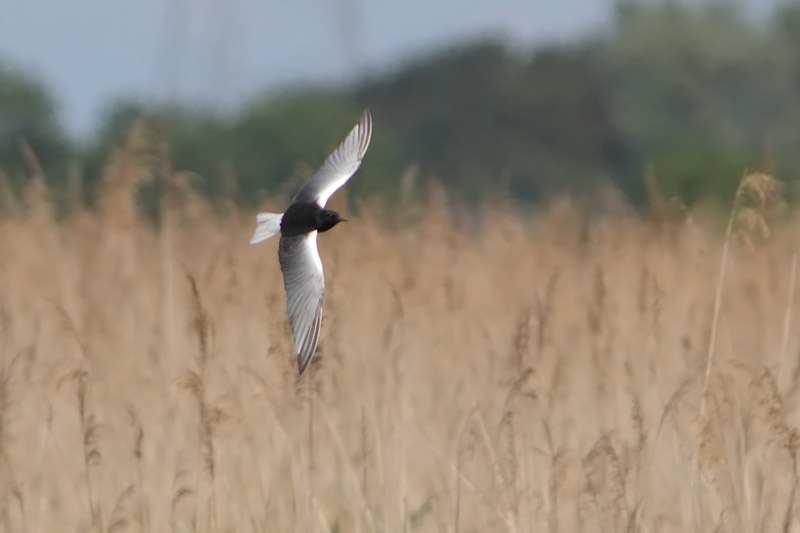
xmin=1 ymin=138 xmax=800 ymax=532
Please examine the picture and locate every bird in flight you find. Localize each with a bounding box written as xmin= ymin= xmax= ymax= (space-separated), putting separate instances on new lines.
xmin=250 ymin=109 xmax=373 ymax=374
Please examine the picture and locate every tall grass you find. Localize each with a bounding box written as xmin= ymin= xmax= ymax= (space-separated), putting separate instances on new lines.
xmin=0 ymin=135 xmax=799 ymax=532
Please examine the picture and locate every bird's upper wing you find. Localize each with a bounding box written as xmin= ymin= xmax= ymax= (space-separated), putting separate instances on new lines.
xmin=292 ymin=108 xmax=372 ymax=207
xmin=278 ymin=232 xmax=325 ymax=374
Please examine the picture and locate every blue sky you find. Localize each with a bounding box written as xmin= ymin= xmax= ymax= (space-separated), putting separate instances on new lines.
xmin=0 ymin=0 xmax=781 ymax=139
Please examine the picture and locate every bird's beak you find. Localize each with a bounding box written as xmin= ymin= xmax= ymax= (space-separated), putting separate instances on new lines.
xmin=340 ymin=218 xmax=348 ymax=222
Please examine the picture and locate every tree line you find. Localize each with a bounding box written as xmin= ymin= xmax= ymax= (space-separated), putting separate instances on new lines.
xmin=2 ymin=1 xmax=800 ymax=211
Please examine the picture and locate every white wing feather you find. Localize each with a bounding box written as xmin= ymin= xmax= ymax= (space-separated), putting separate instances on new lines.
xmin=278 ymin=232 xmax=325 ymax=374
xmin=292 ymin=109 xmax=372 ymax=207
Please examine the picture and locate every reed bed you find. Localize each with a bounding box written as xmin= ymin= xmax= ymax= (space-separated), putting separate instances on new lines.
xmin=0 ymin=135 xmax=799 ymax=532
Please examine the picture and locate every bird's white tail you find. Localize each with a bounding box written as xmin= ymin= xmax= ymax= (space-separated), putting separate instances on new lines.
xmin=250 ymin=212 xmax=283 ymax=244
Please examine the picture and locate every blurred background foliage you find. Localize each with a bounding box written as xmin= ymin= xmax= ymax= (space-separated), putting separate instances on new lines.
xmin=2 ymin=0 xmax=800 ymax=212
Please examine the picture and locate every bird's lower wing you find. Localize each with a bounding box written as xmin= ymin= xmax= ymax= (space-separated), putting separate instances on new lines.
xmin=278 ymin=232 xmax=325 ymax=374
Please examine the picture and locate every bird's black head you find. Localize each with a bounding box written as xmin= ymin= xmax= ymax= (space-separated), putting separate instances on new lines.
xmin=316 ymin=209 xmax=346 ymax=232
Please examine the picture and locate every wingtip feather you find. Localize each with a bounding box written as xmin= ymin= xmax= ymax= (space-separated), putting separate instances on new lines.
xmin=298 ymin=352 xmax=313 ymax=374
xmin=358 ymin=108 xmax=372 ymax=159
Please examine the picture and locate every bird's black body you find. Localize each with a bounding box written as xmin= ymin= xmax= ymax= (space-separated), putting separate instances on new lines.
xmin=280 ymin=202 xmax=344 ymax=237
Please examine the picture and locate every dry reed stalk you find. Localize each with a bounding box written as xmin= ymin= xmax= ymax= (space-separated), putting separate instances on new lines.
xmin=582 ymin=434 xmax=627 ymax=532
xmin=0 ymin=345 xmax=33 ymax=531
xmin=126 ymin=406 xmax=149 ymax=532
xmin=699 ymin=172 xmax=752 ymax=420
xmin=156 ymin=145 xmax=177 ymax=373
xmin=542 ymin=421 xmax=561 ymax=533
xmin=626 ymin=388 xmax=648 ymax=529
xmin=304 ymin=364 xmax=316 ymax=532
xmin=105 ymin=484 xmax=135 ymax=533
xmin=534 ymin=269 xmax=560 ymax=358
xmin=455 ymin=407 xmax=479 ymax=533
xmin=0 ymin=448 xmax=26 ymax=533
xmin=511 ymin=307 xmax=532 ymax=374
xmin=170 ymin=464 xmax=194 ymax=532
xmin=53 ymin=306 xmax=104 ymax=533
xmin=17 ymin=139 xmax=45 ymax=199
xmin=18 ymin=140 xmax=57 ymax=249
xmin=315 ymin=399 xmax=377 ymax=530
xmin=747 ymin=369 xmax=798 ymax=466
xmin=779 ymin=252 xmax=797 ymax=392
xmin=781 ymin=481 xmax=798 ymax=533
xmin=183 ymin=274 xmax=222 ymax=532
xmin=696 ymin=395 xmax=740 ymax=531
xmin=74 ymin=368 xmax=103 ymax=533
xmin=0 ymin=346 xmax=34 ymax=456
xmin=693 ymin=173 xmax=784 ymax=531
xmin=464 ymin=391 xmax=518 ymax=532
xmin=98 ymin=120 xmax=151 ymax=226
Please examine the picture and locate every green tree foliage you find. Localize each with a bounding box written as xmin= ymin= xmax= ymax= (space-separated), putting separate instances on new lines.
xmin=87 ymin=91 xmax=404 ymax=210
xmin=603 ymin=0 xmax=794 ymax=204
xmin=355 ymin=41 xmax=634 ymax=204
xmin=9 ymin=1 xmax=800 ymax=210
xmin=353 ymin=2 xmax=800 ymax=207
xmin=0 ymin=63 xmax=69 ymax=187
xmin=85 ymin=100 xmax=230 ymax=199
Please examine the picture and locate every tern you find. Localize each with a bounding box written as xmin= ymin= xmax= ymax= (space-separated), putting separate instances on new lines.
xmin=250 ymin=109 xmax=373 ymax=374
